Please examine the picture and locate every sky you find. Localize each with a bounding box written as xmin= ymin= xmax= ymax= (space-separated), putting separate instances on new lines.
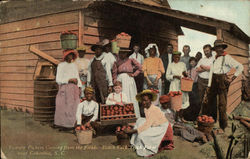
xmin=168 ymin=0 xmax=250 ymax=56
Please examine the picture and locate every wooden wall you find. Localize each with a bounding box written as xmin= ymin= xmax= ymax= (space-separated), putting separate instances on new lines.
xmin=0 ymin=11 xmax=79 ymax=113
xmin=220 ymin=30 xmax=249 ymax=113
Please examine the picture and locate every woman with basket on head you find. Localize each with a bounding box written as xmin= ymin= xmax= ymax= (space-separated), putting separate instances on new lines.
xmin=124 ymin=90 xmax=174 ymax=157
xmin=112 ymin=49 xmax=142 ymax=118
xmin=142 ymin=44 xmax=165 ymax=106
xmin=166 ymin=51 xmax=189 ymax=122
xmin=54 ymin=50 xmax=82 ymax=131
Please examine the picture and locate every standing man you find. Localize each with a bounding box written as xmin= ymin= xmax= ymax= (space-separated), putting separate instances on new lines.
xmin=196 ymin=44 xmax=214 ymax=115
xmin=102 ymin=39 xmax=117 ymax=69
xmin=129 ymin=44 xmax=144 ymax=93
xmin=205 ymin=40 xmax=243 ymax=132
xmin=180 ymin=45 xmax=191 ymax=70
xmin=87 ymin=43 xmax=113 ymax=104
xmin=160 ymin=43 xmax=173 ymax=94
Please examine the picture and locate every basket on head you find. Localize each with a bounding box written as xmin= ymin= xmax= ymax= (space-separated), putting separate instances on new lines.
xmin=181 ymin=78 xmax=194 ymax=92
xmin=76 ymin=130 xmax=93 ymax=145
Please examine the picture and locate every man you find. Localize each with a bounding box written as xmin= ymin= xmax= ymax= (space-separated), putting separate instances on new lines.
xmin=160 ymin=43 xmax=173 ymax=94
xmin=195 ymin=52 xmax=202 ymax=62
xmin=196 ymin=44 xmax=215 ymax=115
xmin=87 ymin=43 xmax=113 ymax=104
xmin=75 ymin=45 xmax=90 ymax=98
xmin=101 ymin=39 xmax=117 ymax=69
xmin=129 ymin=44 xmax=144 ymax=93
xmin=180 ymin=45 xmax=191 ymax=70
xmin=205 ymin=40 xmax=243 ymax=132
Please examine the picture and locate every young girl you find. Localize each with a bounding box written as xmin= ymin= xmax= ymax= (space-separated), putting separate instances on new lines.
xmin=106 ymin=81 xmax=128 ymax=105
xmin=54 ymin=50 xmax=82 ymax=131
xmin=143 ymin=44 xmax=165 ymax=105
xmin=166 ymin=51 xmax=189 ymax=122
xmin=75 ymin=87 xmax=100 ymax=133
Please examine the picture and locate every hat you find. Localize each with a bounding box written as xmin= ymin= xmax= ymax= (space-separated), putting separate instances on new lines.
xmin=91 ymin=42 xmax=103 ymax=52
xmin=173 ymin=51 xmax=182 ymax=55
xmin=76 ymin=45 xmax=87 ymax=51
xmin=84 ymin=87 xmax=94 ymax=94
xmin=212 ymin=40 xmax=228 ymax=50
xmin=101 ymin=39 xmax=111 ymax=46
xmin=63 ymin=50 xmax=78 ymax=61
xmin=159 ymin=95 xmax=170 ymax=104
xmin=136 ymin=90 xmax=157 ymax=102
xmin=119 ymin=48 xmax=131 ymax=53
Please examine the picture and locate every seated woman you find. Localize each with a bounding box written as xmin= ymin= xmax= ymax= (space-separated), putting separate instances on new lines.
xmin=112 ymin=49 xmax=142 ymax=118
xmin=143 ymin=44 xmax=165 ymax=105
xmin=166 ymin=51 xmax=189 ymax=122
xmin=159 ymin=95 xmax=207 ymax=143
xmin=54 ymin=50 xmax=82 ymax=131
xmin=124 ymin=90 xmax=174 ymax=157
xmin=106 ymin=81 xmax=128 ymax=105
xmin=75 ymin=87 xmax=101 ymax=134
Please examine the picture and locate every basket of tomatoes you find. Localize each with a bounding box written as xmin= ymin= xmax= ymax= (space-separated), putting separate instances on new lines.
xmin=115 ymin=32 xmax=131 ymax=48
xmin=181 ymin=77 xmax=194 ymax=92
xmin=115 ymin=125 xmax=132 ymax=145
xmin=168 ymin=91 xmax=182 ymax=111
xmin=75 ymin=125 xmax=93 ymax=145
xmin=197 ymin=115 xmax=215 ymax=134
xmin=100 ymin=103 xmax=136 ymax=125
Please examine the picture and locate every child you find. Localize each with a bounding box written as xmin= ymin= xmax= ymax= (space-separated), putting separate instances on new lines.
xmin=166 ymin=51 xmax=189 ymax=122
xmin=75 ymin=87 xmax=100 ymax=133
xmin=159 ymin=95 xmax=207 ymax=143
xmin=106 ymin=81 xmax=128 ymax=105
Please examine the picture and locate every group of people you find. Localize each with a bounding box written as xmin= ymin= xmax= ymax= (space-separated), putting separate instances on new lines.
xmin=53 ymin=38 xmax=243 ymax=157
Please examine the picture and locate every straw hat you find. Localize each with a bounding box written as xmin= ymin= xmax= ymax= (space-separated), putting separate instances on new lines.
xmin=76 ymin=45 xmax=87 ymax=51
xmin=136 ymin=89 xmax=157 ymax=102
xmin=212 ymin=40 xmax=228 ymax=50
xmin=63 ymin=50 xmax=78 ymax=61
xmin=84 ymin=87 xmax=94 ymax=94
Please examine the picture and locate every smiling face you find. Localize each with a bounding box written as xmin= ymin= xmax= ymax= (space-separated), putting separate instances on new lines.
xmin=85 ymin=92 xmax=93 ymax=101
xmin=141 ymin=94 xmax=152 ymax=109
xmin=173 ymin=54 xmax=181 ymax=63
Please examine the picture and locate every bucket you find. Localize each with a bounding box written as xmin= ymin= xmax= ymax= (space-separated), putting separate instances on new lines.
xmin=197 ymin=121 xmax=214 ymax=135
xmin=170 ymin=94 xmax=182 ymax=111
xmin=76 ymin=130 xmax=93 ymax=145
xmin=181 ymin=78 xmax=194 ymax=92
xmin=60 ymin=34 xmax=78 ymax=50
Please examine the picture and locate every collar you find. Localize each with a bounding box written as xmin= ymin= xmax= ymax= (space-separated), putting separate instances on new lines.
xmin=95 ymin=54 xmax=104 ymax=60
xmin=216 ymin=52 xmax=227 ymax=59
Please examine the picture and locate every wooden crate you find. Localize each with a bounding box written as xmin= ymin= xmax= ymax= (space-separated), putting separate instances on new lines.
xmin=100 ymin=103 xmax=136 ymax=125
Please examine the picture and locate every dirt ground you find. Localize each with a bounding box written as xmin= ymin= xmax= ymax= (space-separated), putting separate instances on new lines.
xmin=1 ymin=101 xmax=249 ymax=159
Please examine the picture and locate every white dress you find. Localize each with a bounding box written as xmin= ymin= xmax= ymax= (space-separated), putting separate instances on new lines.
xmin=166 ymin=62 xmax=190 ymax=109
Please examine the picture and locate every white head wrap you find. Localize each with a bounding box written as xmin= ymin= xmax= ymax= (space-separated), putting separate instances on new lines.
xmin=145 ymin=43 xmax=160 ymax=57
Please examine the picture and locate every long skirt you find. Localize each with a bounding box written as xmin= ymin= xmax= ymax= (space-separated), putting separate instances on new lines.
xmin=117 ymin=73 xmax=140 ymax=118
xmin=143 ymin=74 xmax=162 ymax=106
xmin=130 ymin=118 xmax=174 ymax=157
xmin=54 ymin=83 xmax=80 ymax=128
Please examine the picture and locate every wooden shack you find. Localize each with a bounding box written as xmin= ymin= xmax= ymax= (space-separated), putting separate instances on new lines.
xmin=0 ymin=0 xmax=249 ymax=115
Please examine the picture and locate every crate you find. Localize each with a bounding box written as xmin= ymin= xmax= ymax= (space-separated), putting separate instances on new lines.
xmin=116 ymin=33 xmax=131 ymax=48
xmin=100 ymin=103 xmax=136 ymax=125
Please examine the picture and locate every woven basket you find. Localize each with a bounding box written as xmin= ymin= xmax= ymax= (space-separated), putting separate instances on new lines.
xmin=170 ymin=94 xmax=182 ymax=111
xmin=76 ymin=130 xmax=93 ymax=145
xmin=197 ymin=121 xmax=214 ymax=135
xmin=116 ymin=132 xmax=130 ymax=146
xmin=181 ymin=78 xmax=194 ymax=92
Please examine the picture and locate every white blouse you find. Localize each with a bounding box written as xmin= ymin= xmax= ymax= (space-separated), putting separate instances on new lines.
xmin=74 ymin=57 xmax=90 ymax=75
xmin=56 ymin=62 xmax=82 ymax=88
xmin=76 ymin=100 xmax=99 ymax=125
xmin=129 ymin=52 xmax=144 ymax=65
xmin=105 ymin=92 xmax=129 ymax=105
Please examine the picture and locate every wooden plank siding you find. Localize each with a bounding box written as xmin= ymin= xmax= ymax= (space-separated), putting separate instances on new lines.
xmin=0 ymin=11 xmax=79 ymax=112
xmin=222 ymin=30 xmax=249 ymax=113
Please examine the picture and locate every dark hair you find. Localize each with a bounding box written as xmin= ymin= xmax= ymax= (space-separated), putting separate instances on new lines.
xmin=183 ymin=45 xmax=190 ymax=50
xmin=203 ymin=44 xmax=212 ymax=50
xmin=167 ymin=43 xmax=173 ymax=48
xmin=141 ymin=93 xmax=153 ymax=101
xmin=189 ymin=57 xmax=197 ymax=63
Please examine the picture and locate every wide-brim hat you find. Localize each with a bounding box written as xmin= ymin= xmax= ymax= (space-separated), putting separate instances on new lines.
xmin=212 ymin=40 xmax=228 ymax=50
xmin=136 ymin=90 xmax=157 ymax=102
xmin=63 ymin=50 xmax=78 ymax=61
xmin=91 ymin=42 xmax=103 ymax=52
xmin=101 ymin=39 xmax=111 ymax=46
xmin=119 ymin=48 xmax=132 ymax=53
xmin=76 ymin=45 xmax=87 ymax=51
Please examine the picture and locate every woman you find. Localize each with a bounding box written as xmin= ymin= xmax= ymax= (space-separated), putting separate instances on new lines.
xmin=54 ymin=50 xmax=82 ymax=131
xmin=125 ymin=90 xmax=174 ymax=157
xmin=166 ymin=51 xmax=189 ymax=122
xmin=143 ymin=43 xmax=165 ymax=105
xmin=112 ymin=49 xmax=142 ymax=118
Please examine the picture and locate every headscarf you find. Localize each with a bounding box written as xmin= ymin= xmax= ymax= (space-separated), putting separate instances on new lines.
xmin=159 ymin=95 xmax=171 ymax=104
xmin=145 ymin=43 xmax=160 ymax=58
xmin=62 ymin=50 xmax=78 ymax=61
